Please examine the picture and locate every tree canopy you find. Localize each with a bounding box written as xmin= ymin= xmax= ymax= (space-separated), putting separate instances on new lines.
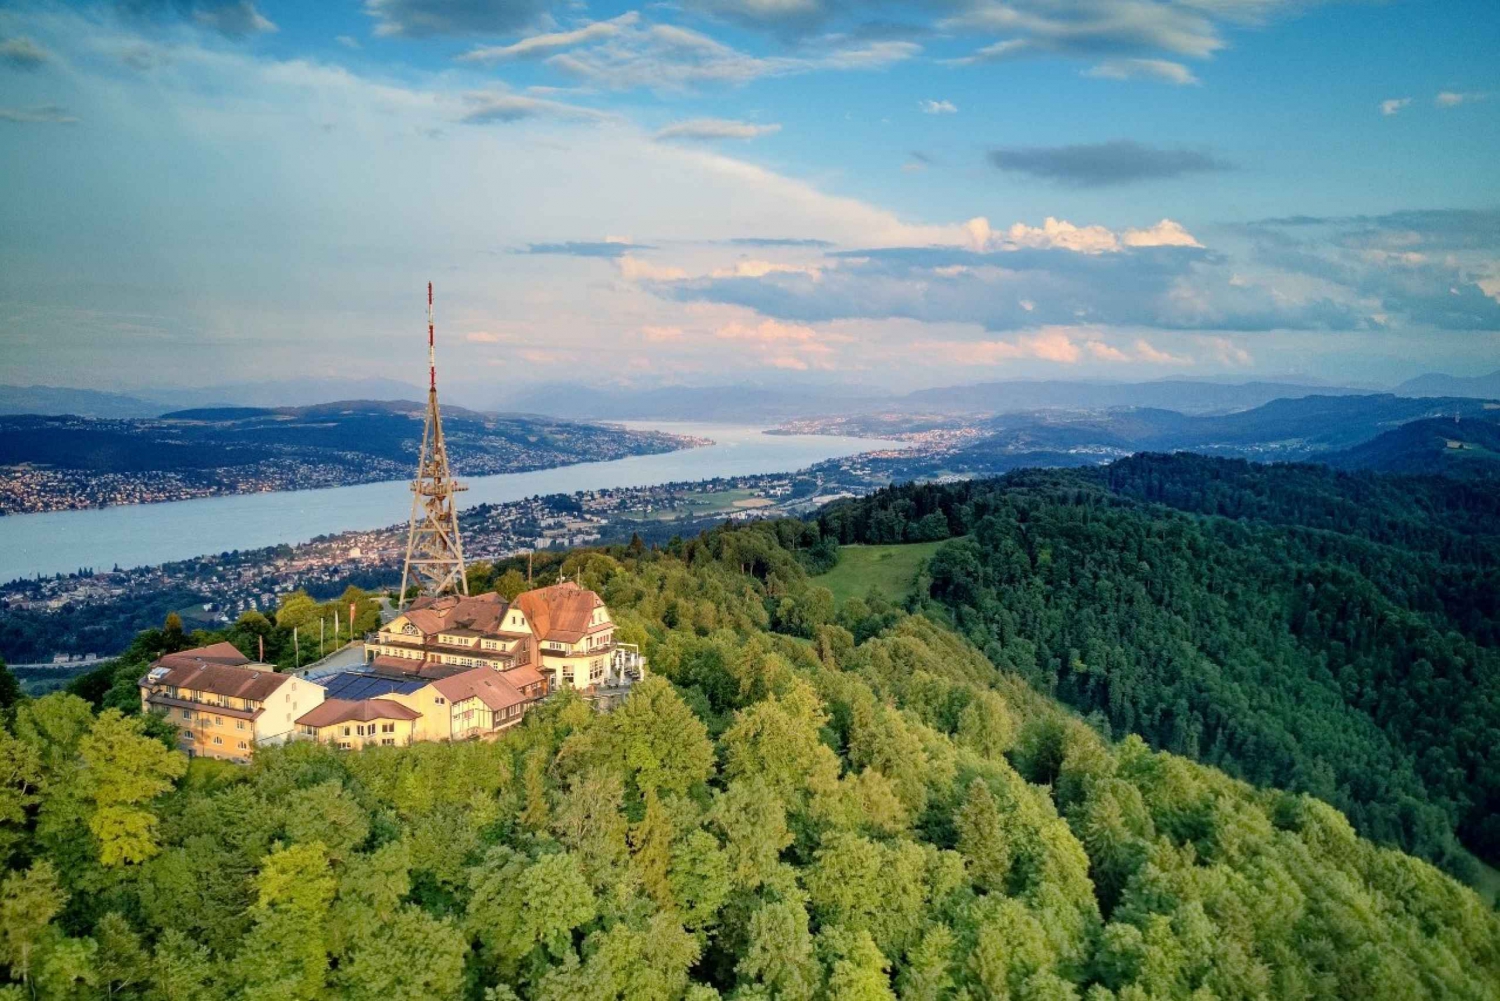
xmin=0 ymin=500 xmax=1495 ymax=1000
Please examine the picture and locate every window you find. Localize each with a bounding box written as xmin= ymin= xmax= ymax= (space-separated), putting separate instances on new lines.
xmin=238 ymin=741 xmax=247 ymax=749
xmin=434 ymin=697 xmax=445 ymax=705
xmin=343 ymin=726 xmax=351 ymax=736
xmin=181 ymin=709 xmax=192 ymax=719
xmin=213 ymin=736 xmax=222 ymax=745
xmin=215 ymin=716 xmax=223 ymax=725
xmin=382 ymin=723 xmax=394 ymax=733
xmin=382 ymin=738 xmax=395 ymax=746
xmin=236 ymin=720 xmax=245 ymax=730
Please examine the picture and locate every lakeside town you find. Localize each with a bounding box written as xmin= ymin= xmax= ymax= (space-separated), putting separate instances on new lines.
xmin=0 ymin=446 xmax=932 ymax=676
xmin=0 ymin=409 xmax=702 ymax=514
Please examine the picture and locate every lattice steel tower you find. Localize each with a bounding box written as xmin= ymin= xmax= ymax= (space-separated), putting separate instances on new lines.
xmin=399 ymin=282 xmax=468 ymax=608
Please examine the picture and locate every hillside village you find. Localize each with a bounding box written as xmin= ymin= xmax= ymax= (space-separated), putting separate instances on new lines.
xmin=137 ymin=580 xmax=644 ymax=762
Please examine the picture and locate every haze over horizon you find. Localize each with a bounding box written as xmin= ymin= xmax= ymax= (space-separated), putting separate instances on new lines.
xmin=2 ymin=0 xmax=1497 ymax=396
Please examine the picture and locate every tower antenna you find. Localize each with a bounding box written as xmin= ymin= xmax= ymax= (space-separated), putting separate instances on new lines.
xmin=399 ymin=282 xmax=469 ymax=608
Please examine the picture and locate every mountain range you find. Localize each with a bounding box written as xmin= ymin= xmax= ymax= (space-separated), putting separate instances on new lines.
xmin=5 ymin=369 xmax=1498 ymax=422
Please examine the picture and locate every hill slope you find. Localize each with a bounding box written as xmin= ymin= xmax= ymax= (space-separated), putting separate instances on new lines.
xmin=1322 ymin=414 xmax=1500 ymax=478
xmin=14 ymin=522 xmax=1498 ymax=1001
xmin=818 ymin=456 xmax=1500 ymax=878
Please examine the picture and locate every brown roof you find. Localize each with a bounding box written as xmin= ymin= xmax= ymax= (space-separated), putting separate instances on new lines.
xmin=512 ymin=581 xmax=606 ymax=644
xmin=403 ymin=592 xmax=510 ymax=636
xmin=142 ymin=655 xmax=291 ymax=703
xmin=368 ymin=655 xmax=470 ymax=681
xmin=296 ymin=698 xmax=421 ymax=728
xmin=432 ymin=667 xmax=529 ymax=712
xmin=505 ymin=664 xmax=547 ymax=690
xmin=154 ymin=642 xmax=250 ymax=671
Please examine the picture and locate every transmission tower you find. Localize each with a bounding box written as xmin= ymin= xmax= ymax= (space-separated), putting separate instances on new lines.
xmin=399 ymin=282 xmax=469 ymax=608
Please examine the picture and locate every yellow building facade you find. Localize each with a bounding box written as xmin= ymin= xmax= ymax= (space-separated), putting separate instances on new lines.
xmin=139 ymin=642 xmax=325 ymax=763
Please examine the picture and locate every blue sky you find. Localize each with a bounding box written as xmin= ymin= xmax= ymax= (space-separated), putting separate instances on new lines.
xmin=1 ymin=0 xmax=1497 ymax=400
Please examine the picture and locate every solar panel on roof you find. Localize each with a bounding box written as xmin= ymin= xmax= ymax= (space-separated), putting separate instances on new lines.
xmin=321 ymin=672 xmax=427 ymax=700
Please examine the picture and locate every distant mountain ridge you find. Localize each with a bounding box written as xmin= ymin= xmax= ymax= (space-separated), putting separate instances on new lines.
xmin=902 ymin=379 xmax=1374 ymax=415
xmin=1396 ymin=369 xmax=1500 ymax=399
xmin=0 ymin=385 xmax=163 ymax=419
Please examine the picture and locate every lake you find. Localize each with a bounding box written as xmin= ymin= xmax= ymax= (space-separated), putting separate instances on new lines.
xmin=0 ymin=422 xmax=903 ymax=582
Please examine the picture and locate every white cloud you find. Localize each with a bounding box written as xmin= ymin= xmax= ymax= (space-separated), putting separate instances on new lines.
xmin=710 ymin=259 xmax=820 ymax=278
xmin=1200 ymin=336 xmax=1252 ymax=366
xmin=458 ymin=13 xmax=640 ymax=64
xmin=1084 ymin=58 xmax=1199 ymax=85
xmin=715 ymin=318 xmax=840 ymax=370
xmin=459 ymin=91 xmax=614 ymax=124
xmin=919 ymin=99 xmax=957 ymax=114
xmin=1087 ymin=340 xmax=1130 ymax=361
xmin=364 ymin=0 xmax=549 ymax=38
xmin=0 ymin=35 xmax=51 ymax=69
xmin=546 ymin=22 xmax=917 ymax=93
xmin=654 ymin=118 xmax=782 ymax=141
xmin=1123 ymin=219 xmax=1203 ymax=248
xmin=641 ymin=325 xmax=684 ymax=342
xmin=917 ymin=330 xmax=1083 ymax=365
xmin=1435 ymin=91 xmax=1489 ymax=108
xmin=1380 ymin=97 xmax=1411 ymax=116
xmin=334 ymin=34 xmax=361 ymax=49
xmin=1133 ymin=338 xmax=1192 ymax=365
xmin=617 ymin=255 xmax=689 ymax=281
xmin=192 ymin=1 xmax=277 ymax=37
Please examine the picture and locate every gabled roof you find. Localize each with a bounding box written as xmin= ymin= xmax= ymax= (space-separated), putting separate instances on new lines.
xmin=154 ymin=642 xmax=250 ymax=671
xmin=295 ymin=698 xmax=421 ymax=728
xmin=402 ymin=592 xmax=511 ymax=636
xmin=431 ymin=667 xmax=528 ymax=712
xmin=505 ymin=664 xmax=547 ymax=690
xmin=512 ymin=581 xmax=606 ymax=644
xmin=142 ymin=646 xmax=291 ymax=702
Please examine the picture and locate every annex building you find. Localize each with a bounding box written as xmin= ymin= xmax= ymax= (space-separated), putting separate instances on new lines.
xmin=138 ymin=641 xmax=326 ymax=763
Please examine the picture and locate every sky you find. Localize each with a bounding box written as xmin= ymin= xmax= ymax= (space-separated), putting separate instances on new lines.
xmin=0 ymin=0 xmax=1497 ymax=402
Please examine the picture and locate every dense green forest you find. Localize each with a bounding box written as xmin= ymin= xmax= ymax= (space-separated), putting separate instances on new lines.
xmin=816 ymin=454 xmax=1500 ymax=881
xmin=2 ymin=519 xmax=1498 ymax=1000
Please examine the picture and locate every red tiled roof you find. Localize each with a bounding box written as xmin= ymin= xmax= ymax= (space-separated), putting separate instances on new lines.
xmin=513 ymin=581 xmax=606 ymax=644
xmin=432 ymin=667 xmax=529 ymax=712
xmin=296 ymin=698 xmax=421 ymax=728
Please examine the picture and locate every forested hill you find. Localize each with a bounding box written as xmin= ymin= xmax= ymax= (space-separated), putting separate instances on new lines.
xmin=1321 ymin=415 xmax=1500 ymax=479
xmin=816 ymin=455 xmax=1500 ymax=880
xmin=2 ymin=522 xmax=1498 ymax=1000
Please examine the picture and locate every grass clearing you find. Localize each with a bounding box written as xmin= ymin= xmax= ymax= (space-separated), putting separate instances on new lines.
xmin=812 ymin=538 xmax=958 ymax=605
